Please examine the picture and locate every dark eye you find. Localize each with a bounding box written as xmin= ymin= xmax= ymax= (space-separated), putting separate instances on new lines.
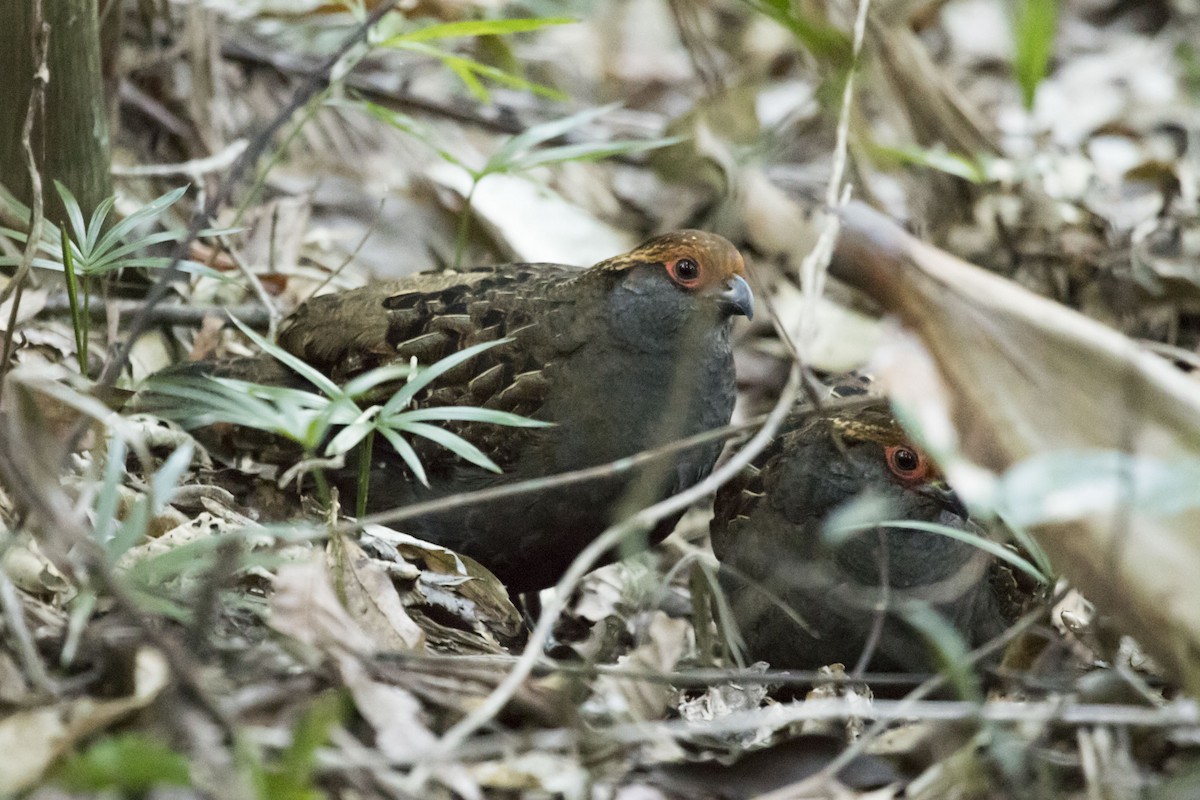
xmin=885 ymin=445 xmax=927 ymax=480
xmin=669 ymin=257 xmax=701 ymax=286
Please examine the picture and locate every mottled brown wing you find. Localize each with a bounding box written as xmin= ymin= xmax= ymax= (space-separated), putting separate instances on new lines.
xmin=276 ymin=263 xmax=599 ymax=474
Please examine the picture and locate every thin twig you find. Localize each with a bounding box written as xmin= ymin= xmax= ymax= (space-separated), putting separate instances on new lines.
xmin=0 ymin=1 xmax=49 ymax=396
xmin=358 ymin=395 xmax=880 ymax=531
xmin=214 ymin=231 xmax=280 ymax=340
xmin=0 ymin=558 xmax=58 ymax=695
xmin=39 ymin=294 xmax=273 ymax=329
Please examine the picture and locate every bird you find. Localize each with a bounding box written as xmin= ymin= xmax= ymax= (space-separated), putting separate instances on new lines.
xmin=709 ymin=401 xmax=1017 ymax=673
xmin=162 ymin=231 xmax=753 ymax=592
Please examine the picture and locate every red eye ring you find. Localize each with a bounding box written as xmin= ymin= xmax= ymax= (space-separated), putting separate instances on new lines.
xmin=885 ymin=445 xmax=928 ymax=481
xmin=667 ymin=257 xmax=702 ymax=287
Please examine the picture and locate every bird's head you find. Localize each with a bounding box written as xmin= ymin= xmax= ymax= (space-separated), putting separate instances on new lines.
xmin=594 ymin=230 xmax=754 ymax=333
xmin=826 ymin=410 xmax=965 ymax=520
xmin=768 ymin=405 xmax=976 ymax=587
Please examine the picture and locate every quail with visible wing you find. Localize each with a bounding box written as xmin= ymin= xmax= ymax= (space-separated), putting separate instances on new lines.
xmin=165 ymin=231 xmax=753 ymax=592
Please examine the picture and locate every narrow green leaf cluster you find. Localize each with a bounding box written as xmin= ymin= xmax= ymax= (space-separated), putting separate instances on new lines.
xmin=146 ymin=318 xmax=550 ymax=514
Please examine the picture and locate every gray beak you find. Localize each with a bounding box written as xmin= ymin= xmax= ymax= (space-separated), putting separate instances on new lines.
xmin=917 ymin=481 xmax=970 ymax=520
xmin=716 ymin=274 xmax=754 ymax=320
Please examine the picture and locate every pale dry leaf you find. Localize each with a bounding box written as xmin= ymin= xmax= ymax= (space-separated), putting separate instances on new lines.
xmin=0 ymin=647 xmax=169 ymax=794
xmin=328 ymin=533 xmax=426 ymax=653
xmin=469 ymin=752 xmax=590 ymax=798
xmin=1 ymin=537 xmax=70 ymax=596
xmin=597 ymin=611 xmax=691 ymax=721
xmin=335 ymin=653 xmax=438 ymax=762
xmin=269 ymin=553 xmax=375 ymax=656
xmin=425 ymin=162 xmax=636 ymax=266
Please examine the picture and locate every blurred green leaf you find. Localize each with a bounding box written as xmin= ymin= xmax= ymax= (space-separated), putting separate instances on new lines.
xmin=743 ymin=0 xmax=852 ymax=67
xmin=254 ymin=691 xmax=347 ymax=800
xmin=830 ymin=517 xmax=1050 ymax=585
xmin=874 ymin=143 xmax=992 ymax=184
xmin=0 ymin=181 xmax=231 ymax=279
xmin=903 ymin=605 xmax=984 ymax=702
xmin=379 ymin=16 xmax=574 ymax=45
xmin=54 ymin=733 xmax=190 ymax=792
xmin=1013 ymin=0 xmax=1059 ymax=108
xmin=390 ymin=40 xmax=566 ymax=102
xmin=999 ymin=450 xmax=1200 ymax=526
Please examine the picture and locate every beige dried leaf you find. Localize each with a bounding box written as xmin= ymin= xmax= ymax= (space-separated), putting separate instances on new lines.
xmin=0 ymin=648 xmax=169 ymax=794
xmin=269 ymin=553 xmax=375 ymax=656
xmin=328 ymin=532 xmax=426 ymax=653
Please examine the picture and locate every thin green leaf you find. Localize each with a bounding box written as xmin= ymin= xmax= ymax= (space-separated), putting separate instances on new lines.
xmin=350 ymin=100 xmax=470 ymax=170
xmin=325 ymin=410 xmax=381 ymax=456
xmin=874 ymin=144 xmax=990 ymax=184
xmin=396 ymin=406 xmax=551 ymax=427
xmin=396 ymin=420 xmax=501 ymax=473
xmin=54 ymin=733 xmax=191 ymax=792
xmin=446 ymin=55 xmax=566 ymax=100
xmin=902 ymin=605 xmax=983 ymax=703
xmin=110 ymin=498 xmax=150 ymax=559
xmin=506 ymin=137 xmax=683 ymax=172
xmin=744 ymin=0 xmax=852 ymax=66
xmin=831 ymin=518 xmax=1049 ymax=585
xmin=54 ymin=181 xmax=87 ymax=244
xmin=443 ymin=54 xmax=493 ymax=102
xmin=226 ymin=316 xmax=343 ymax=398
xmin=379 ymin=427 xmax=429 ymax=486
xmin=149 ymin=443 xmax=195 ymax=512
xmin=1013 ymin=0 xmax=1059 ymax=108
xmin=93 ymin=436 xmax=128 ymax=548
xmin=91 ymin=185 xmax=188 ymax=258
xmin=83 ymin=195 xmax=117 ymax=254
xmin=380 ymin=16 xmax=574 ymax=45
xmin=486 ymin=103 xmax=620 ymax=173
xmin=341 ymin=362 xmax=416 ymax=398
xmin=381 ymin=338 xmax=510 ymax=414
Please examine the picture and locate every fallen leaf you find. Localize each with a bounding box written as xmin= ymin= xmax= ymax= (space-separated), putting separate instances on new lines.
xmin=0 ymin=647 xmax=169 ymax=794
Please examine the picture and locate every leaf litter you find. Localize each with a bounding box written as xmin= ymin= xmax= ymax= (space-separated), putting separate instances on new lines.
xmin=4 ymin=0 xmax=1200 ymax=797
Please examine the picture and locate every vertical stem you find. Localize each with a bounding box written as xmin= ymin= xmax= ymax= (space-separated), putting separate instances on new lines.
xmin=81 ymin=272 xmax=91 ymax=375
xmin=61 ymin=225 xmax=86 ymax=374
xmin=356 ymin=428 xmax=375 ymax=521
xmin=452 ymin=178 xmax=480 ymax=270
xmin=311 ymin=467 xmax=332 ymax=509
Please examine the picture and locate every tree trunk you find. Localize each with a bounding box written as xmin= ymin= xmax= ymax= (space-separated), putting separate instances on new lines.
xmin=0 ymin=0 xmax=113 ymax=224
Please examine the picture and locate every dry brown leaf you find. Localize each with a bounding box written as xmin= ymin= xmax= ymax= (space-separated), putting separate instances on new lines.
xmin=597 ymin=611 xmax=691 ymax=721
xmin=831 ymin=202 xmax=1200 ymax=693
xmin=269 ymin=553 xmax=375 ymax=657
xmin=0 ymin=647 xmax=169 ymax=794
xmin=328 ymin=532 xmax=426 ymax=653
xmin=270 ymin=553 xmax=439 ymax=760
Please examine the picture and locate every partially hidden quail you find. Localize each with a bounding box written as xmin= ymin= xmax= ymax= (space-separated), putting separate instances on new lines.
xmin=173 ymin=231 xmax=753 ymax=592
xmin=710 ymin=402 xmax=1017 ymax=672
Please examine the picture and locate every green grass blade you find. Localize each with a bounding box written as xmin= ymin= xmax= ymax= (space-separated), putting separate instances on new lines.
xmin=395 ymin=420 xmax=501 ymax=473
xmin=1013 ymin=0 xmax=1059 ymax=108
xmin=380 ymin=16 xmax=574 ymax=45
xmin=91 ymin=185 xmax=188 ymax=258
xmin=378 ymin=427 xmax=429 ymax=486
xmin=226 ymin=315 xmax=344 ymax=398
xmin=487 ymin=103 xmax=620 ymax=173
xmin=341 ymin=362 xmax=416 ymax=398
xmin=54 ymin=180 xmax=88 ymax=244
xmin=380 ymin=338 xmax=510 ymax=414
xmin=396 ymin=406 xmax=550 ymax=427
